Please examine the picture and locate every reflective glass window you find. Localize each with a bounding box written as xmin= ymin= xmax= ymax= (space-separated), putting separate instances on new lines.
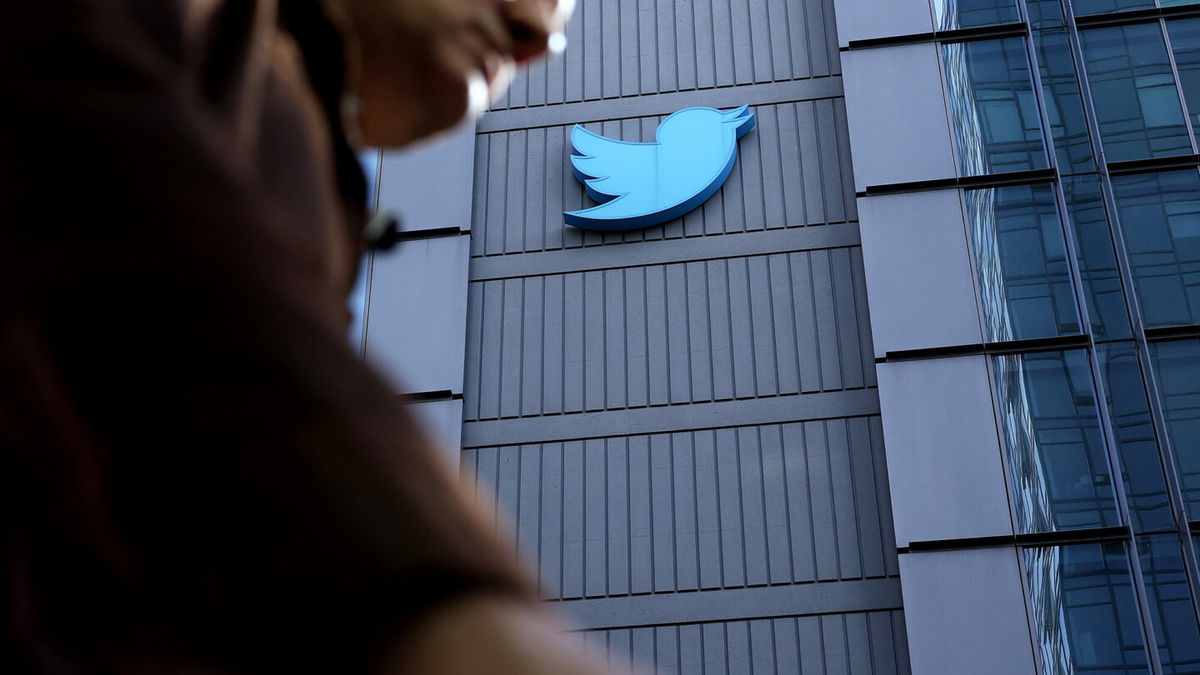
xmin=1111 ymin=169 xmax=1200 ymax=329
xmin=1073 ymin=0 xmax=1157 ymax=15
xmin=1098 ymin=343 xmax=1174 ymax=532
xmin=1063 ymin=176 xmax=1132 ymax=340
xmin=932 ymin=0 xmax=1021 ymax=31
xmin=1024 ymin=543 xmax=1150 ymax=674
xmin=994 ymin=349 xmax=1118 ymax=533
xmin=966 ymin=183 xmax=1080 ymax=342
xmin=1075 ymin=0 xmax=1200 ymax=12
xmin=1168 ymin=18 xmax=1200 ymax=143
xmin=1026 ymin=0 xmax=1067 ymax=28
xmin=943 ymin=37 xmax=1049 ymax=176
xmin=1151 ymin=339 xmax=1200 ymax=519
xmin=1137 ymin=534 xmax=1200 ymax=674
xmin=1081 ymin=23 xmax=1193 ymax=162
xmin=1036 ymin=30 xmax=1097 ymax=174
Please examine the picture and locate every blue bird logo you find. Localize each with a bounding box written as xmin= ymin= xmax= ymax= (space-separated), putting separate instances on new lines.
xmin=565 ymin=105 xmax=756 ymax=231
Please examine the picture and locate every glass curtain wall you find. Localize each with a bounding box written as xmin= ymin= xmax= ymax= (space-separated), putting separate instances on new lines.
xmin=929 ymin=1 xmax=1200 ymax=672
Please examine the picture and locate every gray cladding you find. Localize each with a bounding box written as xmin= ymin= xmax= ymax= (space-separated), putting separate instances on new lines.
xmin=377 ymin=119 xmax=477 ymax=232
xmin=470 ymin=100 xmax=857 ymax=257
xmin=452 ymin=0 xmax=910 ymax=669
xmin=491 ymin=0 xmax=842 ymax=111
xmin=463 ymin=418 xmax=898 ymax=600
xmin=832 ymin=0 xmax=933 ymax=47
xmin=463 ymin=248 xmax=876 ymax=422
xmin=876 ymin=356 xmax=1012 ymax=546
xmin=584 ymin=611 xmax=910 ymax=675
xmin=899 ymin=548 xmax=1035 ymax=675
xmin=842 ymin=43 xmax=956 ymax=191
xmin=364 ymin=234 xmax=470 ymax=395
xmin=859 ymin=189 xmax=983 ymax=357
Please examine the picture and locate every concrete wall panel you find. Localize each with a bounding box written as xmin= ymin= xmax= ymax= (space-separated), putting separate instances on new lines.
xmin=900 ymin=547 xmax=1035 ymax=675
xmin=377 ymin=119 xmax=476 ymax=232
xmin=842 ymin=43 xmax=956 ymax=191
xmin=859 ymin=189 xmax=982 ymax=356
xmin=832 ymin=0 xmax=933 ymax=47
xmin=877 ymin=356 xmax=1012 ymax=546
xmin=364 ymin=235 xmax=471 ymax=394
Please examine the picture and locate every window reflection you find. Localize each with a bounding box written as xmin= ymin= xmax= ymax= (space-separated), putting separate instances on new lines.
xmin=1137 ymin=534 xmax=1200 ymax=674
xmin=1098 ymin=343 xmax=1174 ymax=532
xmin=1081 ymin=23 xmax=1193 ymax=162
xmin=1026 ymin=0 xmax=1067 ymax=28
xmin=1063 ymin=176 xmax=1132 ymax=340
xmin=931 ymin=0 xmax=1020 ymax=31
xmin=994 ymin=349 xmax=1118 ymax=533
xmin=1167 ymin=18 xmax=1200 ymax=143
xmin=1073 ymin=0 xmax=1157 ymax=15
xmin=1036 ymin=29 xmax=1096 ymax=174
xmin=943 ymin=37 xmax=1049 ymax=176
xmin=1024 ymin=543 xmax=1151 ymax=674
xmin=966 ymin=183 xmax=1080 ymax=342
xmin=1111 ymin=169 xmax=1200 ymax=329
xmin=1150 ymin=339 xmax=1200 ymax=519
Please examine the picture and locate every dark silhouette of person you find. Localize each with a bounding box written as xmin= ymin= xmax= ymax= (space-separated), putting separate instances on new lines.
xmin=1 ymin=0 xmax=618 ymax=672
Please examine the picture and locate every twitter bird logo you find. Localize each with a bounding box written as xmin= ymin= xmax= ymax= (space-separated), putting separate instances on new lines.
xmin=565 ymin=105 xmax=756 ymax=231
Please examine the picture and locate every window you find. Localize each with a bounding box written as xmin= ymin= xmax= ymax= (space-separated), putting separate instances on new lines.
xmin=1150 ymin=339 xmax=1200 ymax=519
xmin=1075 ymin=0 xmax=1200 ymax=16
xmin=1025 ymin=542 xmax=1150 ymax=674
xmin=1081 ymin=23 xmax=1193 ymax=162
xmin=1167 ymin=17 xmax=1200 ymax=142
xmin=1097 ymin=342 xmax=1174 ymax=532
xmin=1063 ymin=175 xmax=1132 ymax=340
xmin=994 ymin=349 xmax=1118 ymax=533
xmin=1137 ymin=534 xmax=1200 ymax=674
xmin=1036 ymin=29 xmax=1097 ymax=174
xmin=965 ymin=183 xmax=1080 ymax=342
xmin=1111 ymin=169 xmax=1200 ymax=329
xmin=931 ymin=0 xmax=1021 ymax=31
xmin=944 ymin=37 xmax=1049 ymax=176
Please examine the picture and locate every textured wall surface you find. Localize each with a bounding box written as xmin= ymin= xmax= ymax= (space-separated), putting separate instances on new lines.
xmin=491 ymin=0 xmax=842 ymax=110
xmin=459 ymin=0 xmax=908 ymax=670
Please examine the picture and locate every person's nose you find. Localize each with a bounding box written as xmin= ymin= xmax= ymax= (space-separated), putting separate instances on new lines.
xmin=498 ymin=0 xmax=574 ymax=64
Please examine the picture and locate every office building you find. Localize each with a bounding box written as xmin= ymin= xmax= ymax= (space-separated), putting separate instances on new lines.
xmin=357 ymin=0 xmax=1200 ymax=672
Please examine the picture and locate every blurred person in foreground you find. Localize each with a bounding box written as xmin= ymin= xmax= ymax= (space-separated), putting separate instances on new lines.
xmin=0 ymin=0 xmax=618 ymax=673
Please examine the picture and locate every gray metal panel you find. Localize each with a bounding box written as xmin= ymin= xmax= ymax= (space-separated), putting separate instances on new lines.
xmin=461 ymin=390 xmax=880 ymax=447
xmin=363 ymin=234 xmax=471 ymax=394
xmin=377 ymin=119 xmax=476 ymax=232
xmin=479 ymin=79 xmax=845 ymax=133
xmin=877 ymin=356 xmax=1012 ymax=546
xmin=559 ymin=579 xmax=902 ymax=628
xmin=585 ymin=611 xmax=911 ymax=675
xmin=831 ymin=0 xmax=933 ymax=47
xmin=463 ymin=249 xmax=875 ymax=421
xmin=463 ymin=418 xmax=899 ymax=601
xmin=842 ymin=43 xmax=956 ymax=191
xmin=859 ymin=189 xmax=982 ymax=356
xmin=406 ymin=399 xmax=463 ymax=463
xmin=470 ymin=100 xmax=857 ymax=257
xmin=900 ymin=548 xmax=1036 ymax=675
xmin=490 ymin=0 xmax=841 ymax=112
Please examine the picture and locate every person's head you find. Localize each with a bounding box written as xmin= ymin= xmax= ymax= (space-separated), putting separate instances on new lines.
xmin=326 ymin=0 xmax=573 ymax=147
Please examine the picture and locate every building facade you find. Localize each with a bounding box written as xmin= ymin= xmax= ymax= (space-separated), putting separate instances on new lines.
xmin=842 ymin=0 xmax=1200 ymax=673
xmin=356 ymin=0 xmax=1200 ymax=672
